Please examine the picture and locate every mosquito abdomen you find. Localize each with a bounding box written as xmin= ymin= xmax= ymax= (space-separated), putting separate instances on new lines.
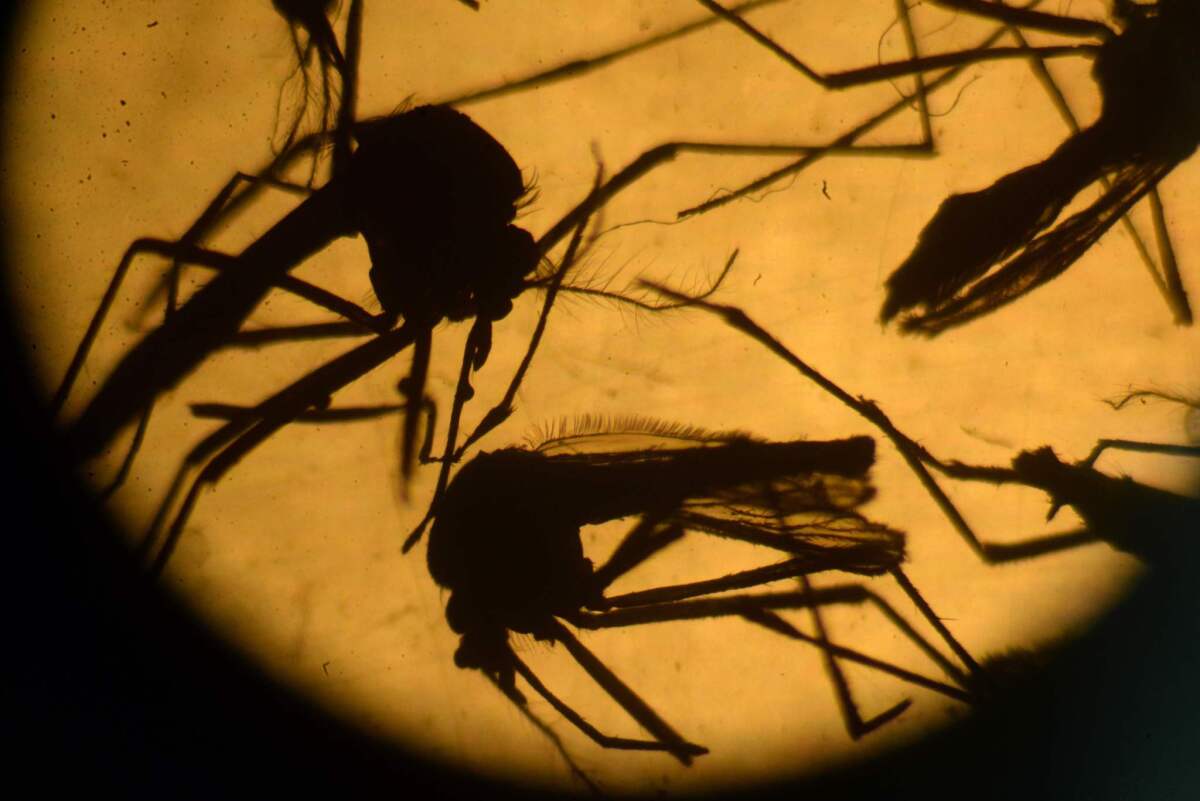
xmin=66 ymin=184 xmax=352 ymax=459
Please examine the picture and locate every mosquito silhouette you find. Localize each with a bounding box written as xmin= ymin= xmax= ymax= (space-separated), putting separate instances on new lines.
xmin=880 ymin=0 xmax=1198 ymax=335
xmin=425 ymin=417 xmax=978 ymax=762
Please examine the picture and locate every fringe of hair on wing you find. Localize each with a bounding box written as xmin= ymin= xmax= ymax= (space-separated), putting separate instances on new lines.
xmin=525 ymin=414 xmax=761 ymax=454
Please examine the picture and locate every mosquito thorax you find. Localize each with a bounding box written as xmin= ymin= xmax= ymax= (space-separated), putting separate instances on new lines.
xmin=1093 ymin=2 xmax=1200 ymax=158
xmin=347 ymin=106 xmax=537 ymax=323
xmin=428 ymin=449 xmax=598 ymax=633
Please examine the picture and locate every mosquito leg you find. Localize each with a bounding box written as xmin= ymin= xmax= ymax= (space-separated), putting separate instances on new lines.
xmin=535 ymin=135 xmax=933 ymax=263
xmin=189 ymin=401 xmax=407 ymax=424
xmin=700 ymin=0 xmax=1089 ymax=90
xmin=752 ymin=476 xmax=907 ymax=734
xmin=142 ymin=242 xmax=389 ymax=333
xmin=904 ymin=454 xmax=1119 ymax=560
xmin=966 ymin=528 xmax=1102 ymax=563
xmin=602 ymin=555 xmax=830 ymax=608
xmin=693 ymin=0 xmax=939 ymax=176
xmin=438 ymin=0 xmax=790 ymax=107
xmin=1079 ymin=439 xmax=1200 ymax=470
xmin=658 ymin=284 xmax=1123 ymax=566
xmin=889 ymin=566 xmax=979 ymax=675
xmin=457 ymin=249 xmax=738 ymax=459
xmin=456 ymin=164 xmax=607 ymax=456
xmin=591 ymin=514 xmax=686 ymax=595
xmin=743 ymin=606 xmax=967 ymax=702
xmin=413 ymin=393 xmax=440 ymax=466
xmin=223 ymin=321 xmax=379 ymax=349
xmin=483 ymin=672 xmax=602 ymax=796
xmin=62 ymin=240 xmax=393 ymax=499
xmin=823 ymin=44 xmax=1095 ymax=87
xmin=143 ymin=324 xmax=419 ymax=573
xmin=637 ymin=285 xmax=1003 ymax=565
xmin=53 ymin=238 xmax=222 ymax=415
xmin=573 ymin=586 xmax=972 ymax=703
xmin=137 ymin=171 xmax=315 ymax=330
xmin=399 ymin=329 xmax=433 ymax=485
xmin=643 ymin=283 xmax=1109 ymax=567
xmin=604 ymin=558 xmax=973 ymax=687
xmin=507 ymin=650 xmax=706 ymax=761
xmin=97 ymin=402 xmax=153 ymax=502
xmin=55 ymin=238 xmax=383 ymax=415
xmin=676 ymin=8 xmax=1042 ymax=219
xmin=545 ymin=620 xmax=706 ymax=765
xmin=401 ymin=318 xmax=490 ymax=552
xmin=928 ymin=0 xmax=1114 ymax=38
xmin=404 ymin=188 xmax=602 ymax=550
xmin=1147 ymin=187 xmax=1192 ymax=324
xmin=802 ymin=573 xmax=912 ymax=738
xmin=191 ymin=391 xmax=429 ymax=462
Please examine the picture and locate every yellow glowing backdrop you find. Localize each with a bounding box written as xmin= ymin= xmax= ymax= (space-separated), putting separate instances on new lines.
xmin=4 ymin=0 xmax=1198 ymax=795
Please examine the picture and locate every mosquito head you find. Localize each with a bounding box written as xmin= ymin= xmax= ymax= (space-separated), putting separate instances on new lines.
xmin=348 ymin=105 xmax=539 ymax=324
xmin=446 ymin=596 xmax=516 ymax=678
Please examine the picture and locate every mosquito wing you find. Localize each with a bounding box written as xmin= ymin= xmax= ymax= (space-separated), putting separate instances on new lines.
xmin=880 ymin=130 xmax=1106 ymax=325
xmin=895 ymin=154 xmax=1179 ymax=336
xmin=520 ymin=420 xmax=894 ymax=565
xmin=669 ymin=470 xmax=905 ymax=576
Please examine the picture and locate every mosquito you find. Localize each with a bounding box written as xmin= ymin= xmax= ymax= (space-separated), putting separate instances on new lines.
xmin=423 ymin=417 xmax=977 ymax=762
xmin=880 ymin=0 xmax=1198 ymax=335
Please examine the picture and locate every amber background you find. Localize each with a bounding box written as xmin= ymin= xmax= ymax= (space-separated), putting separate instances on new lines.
xmin=3 ymin=1 xmax=1198 ymax=795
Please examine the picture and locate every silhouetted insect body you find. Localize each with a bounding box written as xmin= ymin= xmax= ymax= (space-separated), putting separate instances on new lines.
xmin=425 ymin=419 xmax=976 ymax=761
